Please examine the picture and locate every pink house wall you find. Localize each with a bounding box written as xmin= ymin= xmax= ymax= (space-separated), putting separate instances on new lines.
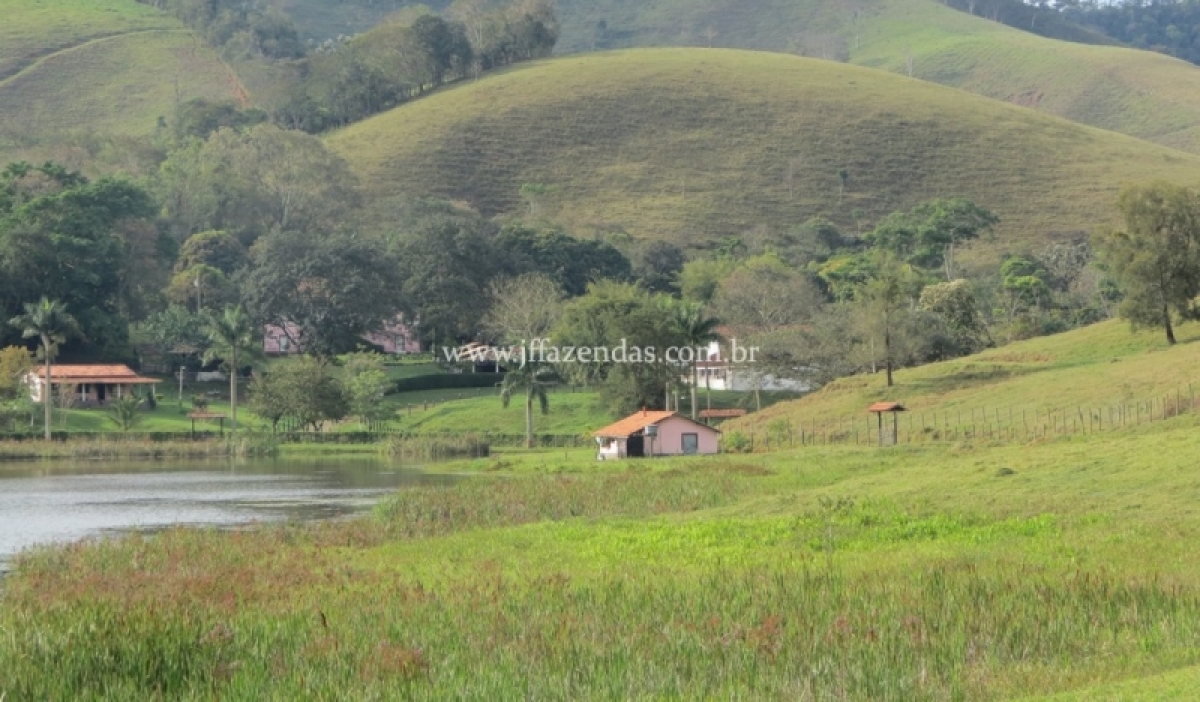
xmin=648 ymin=416 xmax=720 ymax=456
xmin=263 ymin=318 xmax=423 ymax=355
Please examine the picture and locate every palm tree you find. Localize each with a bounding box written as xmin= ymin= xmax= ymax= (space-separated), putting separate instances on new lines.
xmin=500 ymin=358 xmax=551 ymax=448
xmin=202 ymin=305 xmax=262 ymax=440
xmin=9 ymin=298 xmax=79 ymax=440
xmin=672 ymin=301 xmax=721 ymax=420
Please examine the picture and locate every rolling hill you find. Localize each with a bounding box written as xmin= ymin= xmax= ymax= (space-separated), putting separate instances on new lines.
xmin=283 ymin=0 xmax=1200 ymax=155
xmin=326 ymin=48 xmax=1200 ymax=252
xmin=724 ymin=317 xmax=1200 ymax=441
xmin=0 ymin=0 xmax=248 ymax=165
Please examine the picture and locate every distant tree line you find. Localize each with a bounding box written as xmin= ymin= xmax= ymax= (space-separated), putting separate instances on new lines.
xmin=1065 ymin=0 xmax=1200 ymax=66
xmin=136 ymin=0 xmax=307 ymax=59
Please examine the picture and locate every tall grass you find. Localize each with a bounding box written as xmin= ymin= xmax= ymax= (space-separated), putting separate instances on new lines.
xmin=383 ymin=434 xmax=491 ymax=462
xmin=0 ymin=435 xmax=278 ymax=461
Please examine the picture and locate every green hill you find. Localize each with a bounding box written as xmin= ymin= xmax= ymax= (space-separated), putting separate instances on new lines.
xmin=725 ymin=317 xmax=1200 ymax=441
xmin=326 ymin=48 xmax=1200 ymax=250
xmin=850 ymin=0 xmax=1200 ymax=155
xmin=0 ymin=0 xmax=248 ymax=163
xmin=286 ymin=0 xmax=1200 ymax=155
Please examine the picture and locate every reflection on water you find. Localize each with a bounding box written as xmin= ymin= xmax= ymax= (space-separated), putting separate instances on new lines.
xmin=0 ymin=457 xmax=446 ymax=571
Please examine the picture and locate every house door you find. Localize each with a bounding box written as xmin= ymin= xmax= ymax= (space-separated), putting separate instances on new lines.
xmin=682 ymin=433 xmax=699 ymax=455
xmin=627 ymin=436 xmax=645 ymax=457
xmin=97 ymin=384 xmax=106 ymax=403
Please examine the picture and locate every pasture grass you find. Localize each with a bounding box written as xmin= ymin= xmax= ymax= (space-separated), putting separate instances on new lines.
xmin=727 ymin=317 xmax=1200 ymax=443
xmin=327 ymin=48 xmax=1200 ymax=253
xmin=6 ymin=414 xmax=1200 ymax=698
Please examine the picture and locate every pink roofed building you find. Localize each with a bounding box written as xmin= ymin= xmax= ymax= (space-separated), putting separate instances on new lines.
xmin=263 ymin=317 xmax=423 ymax=356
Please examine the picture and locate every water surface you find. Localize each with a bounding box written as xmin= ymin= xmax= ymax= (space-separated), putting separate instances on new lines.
xmin=0 ymin=457 xmax=442 ymax=571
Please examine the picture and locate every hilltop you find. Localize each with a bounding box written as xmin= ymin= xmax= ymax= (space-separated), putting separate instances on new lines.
xmin=0 ymin=0 xmax=248 ymax=164
xmin=326 ymin=48 xmax=1200 ymax=251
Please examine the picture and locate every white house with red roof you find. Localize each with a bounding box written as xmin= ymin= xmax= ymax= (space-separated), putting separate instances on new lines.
xmin=26 ymin=364 xmax=159 ymax=406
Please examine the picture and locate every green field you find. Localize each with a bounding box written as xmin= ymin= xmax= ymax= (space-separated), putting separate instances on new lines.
xmin=8 ymin=403 xmax=1200 ymax=696
xmin=327 ymin=48 xmax=1200 ymax=253
xmin=7 ymin=321 xmax=1200 ymax=697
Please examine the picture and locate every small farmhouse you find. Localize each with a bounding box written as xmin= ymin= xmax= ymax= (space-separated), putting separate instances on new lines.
xmin=593 ymin=410 xmax=720 ymax=459
xmin=26 ymin=364 xmax=159 ymax=406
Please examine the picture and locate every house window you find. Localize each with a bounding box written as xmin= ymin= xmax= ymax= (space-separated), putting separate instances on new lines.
xmin=682 ymin=433 xmax=699 ymax=455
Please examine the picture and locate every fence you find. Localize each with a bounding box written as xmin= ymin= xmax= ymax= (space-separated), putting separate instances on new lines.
xmin=730 ymin=387 xmax=1200 ymax=452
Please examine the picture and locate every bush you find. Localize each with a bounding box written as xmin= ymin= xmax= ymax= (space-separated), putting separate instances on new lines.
xmin=392 ymin=372 xmax=507 ymax=393
xmin=722 ymin=430 xmax=751 ymax=453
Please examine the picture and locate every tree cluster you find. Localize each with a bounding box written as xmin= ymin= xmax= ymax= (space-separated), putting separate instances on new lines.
xmin=277 ymin=0 xmax=558 ymax=133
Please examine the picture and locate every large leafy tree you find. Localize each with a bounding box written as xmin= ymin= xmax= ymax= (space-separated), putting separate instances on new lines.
xmin=9 ymin=298 xmax=79 ymax=439
xmin=866 ymin=198 xmax=997 ymax=279
xmin=0 ymin=162 xmax=162 ymax=353
xmin=202 ymin=305 xmax=263 ymax=439
xmin=1097 ymin=182 xmax=1200 ymax=345
xmin=239 ymin=229 xmax=404 ymax=356
xmin=553 ymin=281 xmax=681 ymax=413
xmin=392 ymin=215 xmax=502 ymax=346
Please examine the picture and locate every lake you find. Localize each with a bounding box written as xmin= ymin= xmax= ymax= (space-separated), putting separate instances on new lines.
xmin=0 ymin=457 xmax=445 ymax=572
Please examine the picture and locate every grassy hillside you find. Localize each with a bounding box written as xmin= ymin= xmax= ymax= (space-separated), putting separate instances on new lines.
xmin=726 ymin=317 xmax=1200 ymax=441
xmin=0 ymin=0 xmax=173 ymax=79
xmin=327 ymin=48 xmax=1200 ymax=250
xmin=0 ymin=1 xmax=247 ymax=164
xmin=852 ymin=0 xmax=1200 ymax=155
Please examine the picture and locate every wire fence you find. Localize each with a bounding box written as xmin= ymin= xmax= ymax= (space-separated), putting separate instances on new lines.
xmin=732 ymin=386 xmax=1199 ymax=451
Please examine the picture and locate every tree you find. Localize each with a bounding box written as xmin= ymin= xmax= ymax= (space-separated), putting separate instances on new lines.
xmin=500 ymin=361 xmax=552 ymax=448
xmin=866 ymin=198 xmax=998 ymax=279
xmin=495 ymin=225 xmax=631 ymax=296
xmin=677 ymin=258 xmax=737 ymax=304
xmin=1 ymin=163 xmax=160 ymax=354
xmin=239 ymin=230 xmax=404 ymax=356
xmin=714 ymin=255 xmax=824 ymax=335
xmin=669 ymin=301 xmax=721 ymax=419
xmin=8 ymin=298 xmax=79 ymax=439
xmin=0 ymin=345 xmax=33 ymax=400
xmin=202 ymin=305 xmax=262 ymax=439
xmin=917 ymin=279 xmax=989 ymax=354
xmin=107 ymin=394 xmax=143 ymax=432
xmin=486 ymin=274 xmax=563 ymax=446
xmin=1097 ymin=183 xmax=1200 ymax=345
xmin=343 ymin=353 xmax=392 ymax=429
xmin=633 ymin=241 xmax=686 ymax=293
xmin=857 ymin=253 xmax=921 ymax=387
xmin=484 ymin=273 xmax=564 ymax=344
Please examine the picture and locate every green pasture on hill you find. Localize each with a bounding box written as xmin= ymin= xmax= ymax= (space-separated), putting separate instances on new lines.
xmin=327 ymin=48 xmax=1200 ymax=255
xmin=728 ymin=318 xmax=1200 ymax=441
xmin=0 ymin=3 xmax=245 ymax=165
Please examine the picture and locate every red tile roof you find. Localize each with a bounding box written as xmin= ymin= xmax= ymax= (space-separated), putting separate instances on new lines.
xmin=593 ymin=411 xmax=720 ymax=438
xmin=867 ymin=401 xmax=906 ymax=412
xmin=699 ymin=408 xmax=747 ymax=419
xmin=593 ymin=410 xmax=677 ymax=438
xmin=33 ymin=365 xmax=158 ymax=384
